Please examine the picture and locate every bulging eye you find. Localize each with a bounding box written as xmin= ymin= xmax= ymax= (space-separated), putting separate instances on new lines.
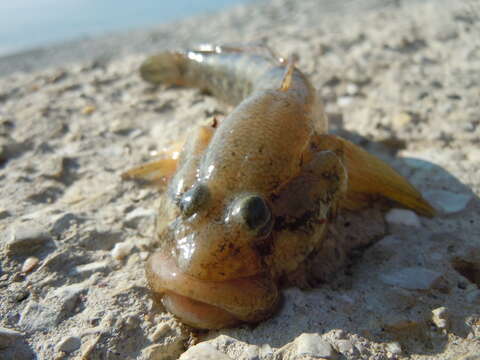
xmin=231 ymin=194 xmax=273 ymax=236
xmin=179 ymin=183 xmax=210 ymax=217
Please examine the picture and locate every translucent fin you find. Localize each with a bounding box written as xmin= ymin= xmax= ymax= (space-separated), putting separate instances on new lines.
xmin=122 ymin=158 xmax=178 ymax=186
xmin=122 ymin=142 xmax=183 ymax=186
xmin=279 ymin=62 xmax=295 ymax=92
xmin=312 ymin=135 xmax=436 ymax=217
xmin=279 ymin=54 xmax=299 ymax=92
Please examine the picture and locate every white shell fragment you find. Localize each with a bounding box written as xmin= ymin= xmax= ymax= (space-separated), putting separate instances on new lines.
xmin=385 ymin=209 xmax=421 ymax=227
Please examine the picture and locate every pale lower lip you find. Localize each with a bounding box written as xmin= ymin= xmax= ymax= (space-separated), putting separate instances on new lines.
xmin=162 ymin=291 xmax=239 ymax=329
xmin=145 ymin=251 xmax=278 ymax=329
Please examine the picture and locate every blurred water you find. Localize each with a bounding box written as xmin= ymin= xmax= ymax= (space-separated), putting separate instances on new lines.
xmin=0 ymin=0 xmax=247 ymax=56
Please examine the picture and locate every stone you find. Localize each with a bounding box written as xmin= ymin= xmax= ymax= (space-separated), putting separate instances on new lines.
xmin=42 ymin=156 xmax=66 ymax=179
xmin=280 ymin=333 xmax=338 ymax=360
xmin=179 ymin=343 xmax=232 ymax=360
xmin=385 ymin=209 xmax=421 ymax=227
xmin=380 ymin=267 xmax=443 ymax=290
xmin=241 ymin=345 xmax=260 ymax=360
xmin=0 ymin=327 xmax=24 ymax=348
xmin=346 ymin=83 xmax=359 ymax=95
xmin=385 ymin=342 xmax=402 ymax=355
xmin=57 ymin=336 xmax=81 ymax=353
xmin=21 ymin=257 xmax=39 ymax=273
xmin=82 ymin=105 xmax=96 ymax=115
xmin=6 ymin=223 xmax=51 ymax=256
xmin=337 ymin=96 xmax=353 ymax=106
xmin=50 ymin=283 xmax=88 ymax=315
xmin=72 ymin=261 xmax=109 ymax=276
xmin=431 ymin=307 xmax=449 ymax=329
xmin=423 ymin=190 xmax=472 ymax=214
xmin=336 ymin=339 xmax=356 ymax=355
xmin=111 ymin=241 xmax=134 ymax=260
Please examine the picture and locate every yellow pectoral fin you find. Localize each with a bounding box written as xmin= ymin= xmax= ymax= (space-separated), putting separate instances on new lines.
xmin=122 ymin=140 xmax=184 ymax=186
xmin=122 ymin=158 xmax=178 ymax=186
xmin=313 ymin=134 xmax=436 ymax=217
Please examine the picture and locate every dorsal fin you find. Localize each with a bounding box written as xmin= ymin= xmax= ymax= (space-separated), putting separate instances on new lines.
xmin=279 ymin=54 xmax=299 ymax=92
xmin=279 ymin=61 xmax=295 ymax=92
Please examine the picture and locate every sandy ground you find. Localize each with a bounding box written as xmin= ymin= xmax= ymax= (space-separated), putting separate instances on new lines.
xmin=0 ymin=0 xmax=479 ymax=359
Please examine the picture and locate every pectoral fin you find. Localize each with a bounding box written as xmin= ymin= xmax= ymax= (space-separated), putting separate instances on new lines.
xmin=122 ymin=157 xmax=178 ymax=186
xmin=312 ymin=134 xmax=435 ymax=217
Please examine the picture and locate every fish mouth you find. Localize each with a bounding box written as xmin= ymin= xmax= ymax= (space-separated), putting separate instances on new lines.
xmin=146 ymin=252 xmax=279 ymax=329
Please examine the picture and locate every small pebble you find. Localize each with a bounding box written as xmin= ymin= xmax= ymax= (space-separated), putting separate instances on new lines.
xmin=337 ymin=96 xmax=353 ymax=106
xmin=380 ymin=267 xmax=443 ymax=290
xmin=336 ymin=339 xmax=355 ymax=354
xmin=432 ymin=307 xmax=449 ymax=329
xmin=179 ymin=343 xmax=232 ymax=360
xmin=423 ymin=190 xmax=472 ymax=214
xmin=385 ymin=342 xmax=402 ymax=355
xmin=57 ymin=336 xmax=81 ymax=353
xmin=0 ymin=327 xmax=24 ymax=348
xmin=49 ymin=283 xmax=88 ymax=314
xmin=111 ymin=242 xmax=133 ymax=260
xmin=385 ymin=209 xmax=421 ymax=227
xmin=294 ymin=333 xmax=338 ymax=359
xmin=346 ymin=83 xmax=359 ymax=95
xmin=72 ymin=261 xmax=109 ymax=276
xmin=242 ymin=345 xmax=260 ymax=360
xmin=21 ymin=256 xmax=39 ymax=273
xmin=6 ymin=223 xmax=51 ymax=256
xmin=42 ymin=156 xmax=66 ymax=179
xmin=82 ymin=105 xmax=96 ymax=115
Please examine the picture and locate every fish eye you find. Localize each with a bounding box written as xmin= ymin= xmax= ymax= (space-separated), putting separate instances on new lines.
xmin=179 ymin=183 xmax=210 ymax=217
xmin=231 ymin=194 xmax=273 ymax=236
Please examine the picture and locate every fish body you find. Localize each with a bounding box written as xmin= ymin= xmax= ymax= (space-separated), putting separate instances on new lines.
xmin=125 ymin=45 xmax=434 ymax=329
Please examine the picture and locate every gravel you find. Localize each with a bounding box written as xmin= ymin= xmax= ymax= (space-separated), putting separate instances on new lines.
xmin=0 ymin=0 xmax=479 ymax=359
